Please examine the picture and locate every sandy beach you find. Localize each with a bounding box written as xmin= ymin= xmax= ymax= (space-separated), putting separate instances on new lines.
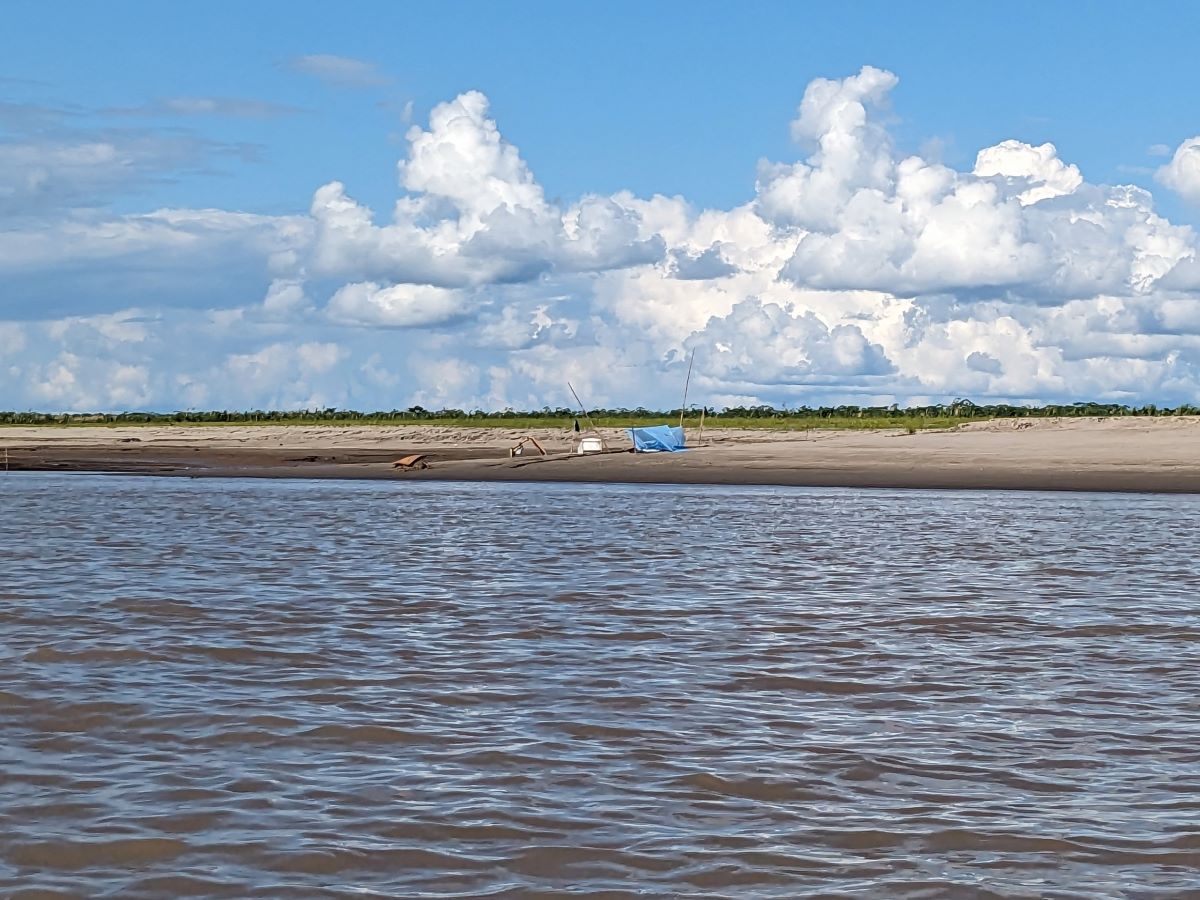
xmin=3 ymin=417 xmax=1200 ymax=493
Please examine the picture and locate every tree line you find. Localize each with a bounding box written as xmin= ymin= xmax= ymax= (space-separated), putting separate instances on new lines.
xmin=2 ymin=399 xmax=1199 ymax=426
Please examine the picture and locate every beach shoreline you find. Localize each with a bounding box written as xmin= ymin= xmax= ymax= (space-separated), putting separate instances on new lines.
xmin=4 ymin=418 xmax=1200 ymax=494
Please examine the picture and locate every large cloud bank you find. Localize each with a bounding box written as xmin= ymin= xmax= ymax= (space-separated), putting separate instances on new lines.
xmin=3 ymin=67 xmax=1200 ymax=411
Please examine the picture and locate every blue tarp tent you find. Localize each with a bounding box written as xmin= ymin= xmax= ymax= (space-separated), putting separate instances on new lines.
xmin=628 ymin=425 xmax=686 ymax=452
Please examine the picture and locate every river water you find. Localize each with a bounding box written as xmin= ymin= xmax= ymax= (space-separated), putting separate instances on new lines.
xmin=2 ymin=474 xmax=1199 ymax=898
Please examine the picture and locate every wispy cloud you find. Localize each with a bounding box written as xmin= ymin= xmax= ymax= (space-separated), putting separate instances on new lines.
xmin=0 ymin=74 xmax=51 ymax=88
xmin=376 ymin=97 xmax=415 ymax=124
xmin=0 ymin=92 xmax=269 ymax=222
xmin=110 ymin=97 xmax=303 ymax=119
xmin=285 ymin=54 xmax=390 ymax=88
xmin=0 ymin=126 xmax=261 ymax=220
xmin=0 ymin=100 xmax=73 ymax=130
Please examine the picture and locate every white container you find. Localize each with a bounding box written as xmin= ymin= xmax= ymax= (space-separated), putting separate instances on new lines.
xmin=577 ymin=436 xmax=604 ymax=454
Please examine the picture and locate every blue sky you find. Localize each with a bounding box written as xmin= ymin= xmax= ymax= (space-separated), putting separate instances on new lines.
xmin=7 ymin=1 xmax=1198 ymax=217
xmin=3 ymin=2 xmax=1200 ymax=410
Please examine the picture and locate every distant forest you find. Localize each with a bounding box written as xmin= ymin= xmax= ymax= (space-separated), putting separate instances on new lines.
xmin=2 ymin=400 xmax=1199 ymax=426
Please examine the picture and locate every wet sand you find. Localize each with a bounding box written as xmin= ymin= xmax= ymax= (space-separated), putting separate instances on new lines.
xmin=3 ymin=417 xmax=1200 ymax=493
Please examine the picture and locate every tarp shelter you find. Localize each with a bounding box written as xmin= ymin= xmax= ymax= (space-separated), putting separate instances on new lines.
xmin=628 ymin=425 xmax=686 ymax=452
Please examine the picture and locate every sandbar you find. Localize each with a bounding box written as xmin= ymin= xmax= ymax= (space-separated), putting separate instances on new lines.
xmin=3 ymin=417 xmax=1200 ymax=493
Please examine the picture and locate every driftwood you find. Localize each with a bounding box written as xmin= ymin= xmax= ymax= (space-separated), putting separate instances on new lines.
xmin=508 ymin=436 xmax=547 ymax=458
xmin=392 ymin=454 xmax=429 ymax=470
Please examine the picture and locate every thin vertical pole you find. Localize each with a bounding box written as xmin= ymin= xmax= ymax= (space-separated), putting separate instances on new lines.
xmin=678 ymin=349 xmax=695 ymax=430
xmin=567 ymin=382 xmax=604 ymax=449
xmin=697 ymin=406 xmax=706 ymax=446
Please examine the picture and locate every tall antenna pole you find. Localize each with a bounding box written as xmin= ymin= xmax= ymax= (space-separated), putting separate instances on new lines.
xmin=678 ymin=349 xmax=695 ymax=430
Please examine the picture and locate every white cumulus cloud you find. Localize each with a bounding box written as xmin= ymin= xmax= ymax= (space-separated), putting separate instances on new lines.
xmin=1157 ymin=136 xmax=1200 ymax=205
xmin=4 ymin=66 xmax=1200 ymax=412
xmin=327 ymin=282 xmax=470 ymax=328
xmin=307 ymin=91 xmax=663 ymax=297
xmin=973 ymin=140 xmax=1083 ymax=205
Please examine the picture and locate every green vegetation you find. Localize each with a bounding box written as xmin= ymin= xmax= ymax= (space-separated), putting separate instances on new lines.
xmin=2 ymin=399 xmax=1198 ymax=431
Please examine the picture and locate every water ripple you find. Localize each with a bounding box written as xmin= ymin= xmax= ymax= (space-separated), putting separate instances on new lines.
xmin=2 ymin=474 xmax=1200 ymax=896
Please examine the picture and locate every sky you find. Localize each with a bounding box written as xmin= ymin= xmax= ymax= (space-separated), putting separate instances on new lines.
xmin=3 ymin=0 xmax=1200 ymax=412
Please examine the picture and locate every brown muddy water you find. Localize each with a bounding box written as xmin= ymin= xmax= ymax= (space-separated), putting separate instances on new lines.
xmin=2 ymin=474 xmax=1200 ymax=898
